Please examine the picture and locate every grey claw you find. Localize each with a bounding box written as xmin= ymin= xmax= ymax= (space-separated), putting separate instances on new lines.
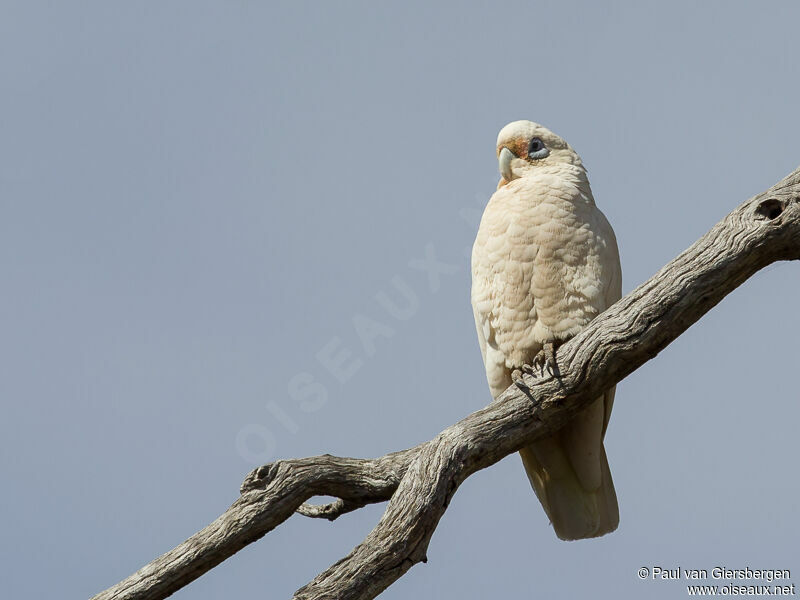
xmin=511 ymin=368 xmax=528 ymax=391
xmin=533 ymin=342 xmax=560 ymax=378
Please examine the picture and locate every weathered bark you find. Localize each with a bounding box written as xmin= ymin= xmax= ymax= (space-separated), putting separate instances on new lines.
xmin=91 ymin=167 xmax=800 ymax=600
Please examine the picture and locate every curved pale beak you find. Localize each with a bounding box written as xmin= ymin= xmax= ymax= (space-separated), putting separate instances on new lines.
xmin=498 ymin=147 xmax=516 ymax=181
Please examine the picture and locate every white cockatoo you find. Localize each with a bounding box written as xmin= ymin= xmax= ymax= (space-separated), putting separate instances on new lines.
xmin=471 ymin=120 xmax=621 ymax=540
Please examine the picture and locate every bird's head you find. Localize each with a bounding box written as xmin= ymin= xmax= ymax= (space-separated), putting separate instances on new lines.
xmin=495 ymin=120 xmax=583 ymax=186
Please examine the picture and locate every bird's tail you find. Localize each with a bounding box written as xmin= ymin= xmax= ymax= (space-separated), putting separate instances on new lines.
xmin=519 ymin=395 xmax=619 ymax=540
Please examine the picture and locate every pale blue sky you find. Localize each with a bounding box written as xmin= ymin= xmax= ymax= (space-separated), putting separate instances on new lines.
xmin=1 ymin=2 xmax=798 ymax=598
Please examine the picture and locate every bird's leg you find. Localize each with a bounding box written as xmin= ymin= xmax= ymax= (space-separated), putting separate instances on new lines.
xmin=529 ymin=341 xmax=560 ymax=377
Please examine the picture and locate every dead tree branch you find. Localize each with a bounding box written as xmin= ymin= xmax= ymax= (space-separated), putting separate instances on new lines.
xmin=92 ymin=167 xmax=800 ymax=600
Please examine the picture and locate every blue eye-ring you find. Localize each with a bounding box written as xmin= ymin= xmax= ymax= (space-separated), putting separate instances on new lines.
xmin=528 ymin=137 xmax=549 ymax=159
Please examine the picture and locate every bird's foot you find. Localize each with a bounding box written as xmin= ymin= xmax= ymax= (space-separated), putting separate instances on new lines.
xmin=512 ymin=341 xmax=560 ymax=391
xmin=530 ymin=341 xmax=560 ymax=378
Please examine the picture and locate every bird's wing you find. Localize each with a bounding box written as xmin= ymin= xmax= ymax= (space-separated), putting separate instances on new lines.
xmin=470 ymin=185 xmax=540 ymax=398
xmin=593 ymin=205 xmax=622 ymax=435
xmin=471 ymin=255 xmax=514 ymax=398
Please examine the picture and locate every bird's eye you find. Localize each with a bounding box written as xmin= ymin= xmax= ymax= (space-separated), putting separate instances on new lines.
xmin=528 ymin=137 xmax=549 ymax=159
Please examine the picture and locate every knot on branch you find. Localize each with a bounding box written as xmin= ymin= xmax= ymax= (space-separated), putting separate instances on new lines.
xmin=754 ymin=198 xmax=785 ymax=220
xmin=240 ymin=462 xmax=281 ymax=493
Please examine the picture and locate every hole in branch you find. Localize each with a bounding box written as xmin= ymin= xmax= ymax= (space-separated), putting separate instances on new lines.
xmin=755 ymin=198 xmax=784 ymax=220
xmin=307 ymin=495 xmax=339 ymax=505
